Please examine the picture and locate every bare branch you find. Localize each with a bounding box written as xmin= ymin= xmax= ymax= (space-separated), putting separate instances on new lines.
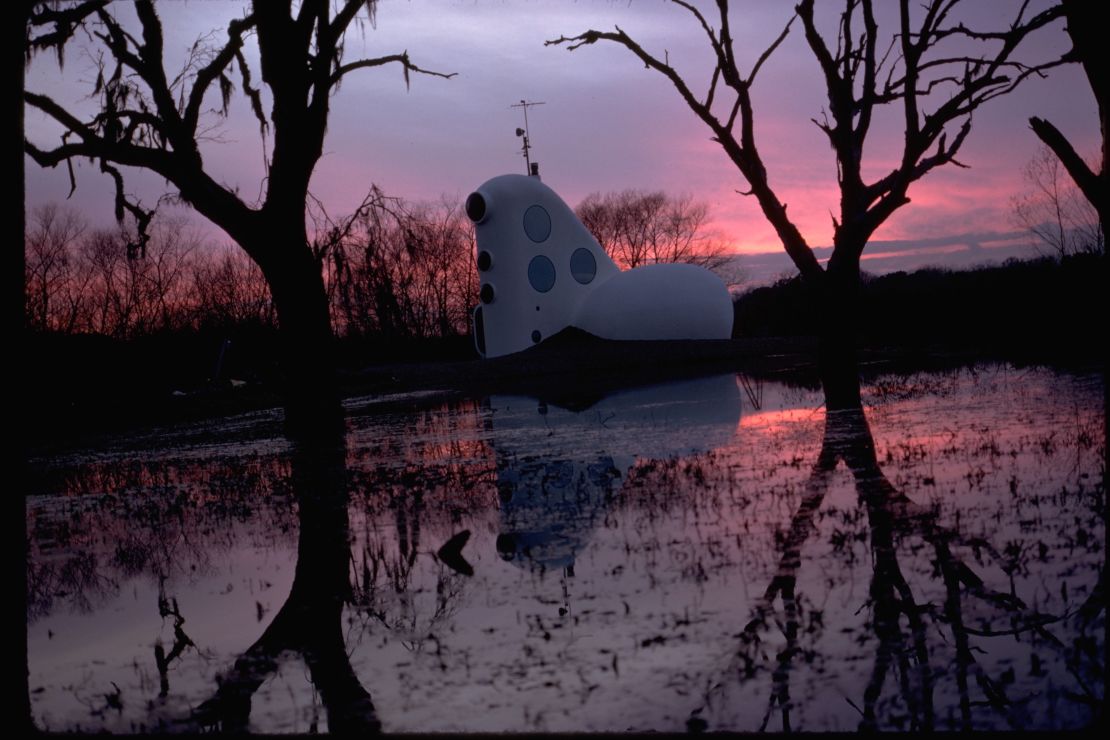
xmin=26 ymin=0 xmax=109 ymax=62
xmin=548 ymin=27 xmax=716 ymax=133
xmin=548 ymin=22 xmax=820 ymax=281
xmin=235 ymin=49 xmax=268 ymax=136
xmin=330 ymin=52 xmax=456 ymax=90
xmin=705 ymin=64 xmax=721 ymax=112
xmin=182 ymin=13 xmax=257 ymax=135
xmin=330 ymin=0 xmax=377 ymax=41
xmin=1029 ymin=116 xmax=1104 ymax=220
xmin=747 ymin=13 xmax=796 ymax=87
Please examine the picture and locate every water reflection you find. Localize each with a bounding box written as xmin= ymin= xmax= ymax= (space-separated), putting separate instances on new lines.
xmin=690 ymin=370 xmax=1104 ymax=732
xmin=710 ymin=403 xmax=1100 ymax=732
xmin=490 ymin=374 xmax=740 ymax=572
xmin=188 ymin=436 xmax=379 ymax=732
xmin=25 ymin=365 xmax=1104 ymax=732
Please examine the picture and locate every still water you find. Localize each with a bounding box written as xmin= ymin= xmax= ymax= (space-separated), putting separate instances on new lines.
xmin=26 ymin=364 xmax=1104 ymax=732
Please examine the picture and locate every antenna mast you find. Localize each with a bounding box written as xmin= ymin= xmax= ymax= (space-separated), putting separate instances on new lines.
xmin=511 ymin=99 xmax=545 ymax=176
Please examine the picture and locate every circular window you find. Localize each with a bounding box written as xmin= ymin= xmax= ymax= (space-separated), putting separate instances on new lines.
xmin=476 ymin=250 xmax=492 ymax=271
xmin=466 ymin=192 xmax=487 ymax=223
xmin=531 ymin=330 xmax=542 ymax=344
xmin=480 ymin=283 xmax=495 ymax=304
xmin=570 ymin=248 xmax=597 ymax=284
xmin=523 ymin=205 xmax=551 ymax=243
xmin=527 ymin=255 xmax=555 ymax=293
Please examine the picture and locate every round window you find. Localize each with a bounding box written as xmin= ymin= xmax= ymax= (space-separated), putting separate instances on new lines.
xmin=523 ymin=205 xmax=551 ymax=243
xmin=527 ymin=255 xmax=556 ymax=293
xmin=570 ymin=247 xmax=597 ymax=284
xmin=465 ymin=192 xmax=487 ymax=223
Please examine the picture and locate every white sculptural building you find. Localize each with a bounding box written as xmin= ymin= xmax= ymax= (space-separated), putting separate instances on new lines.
xmin=468 ymin=173 xmax=733 ymax=358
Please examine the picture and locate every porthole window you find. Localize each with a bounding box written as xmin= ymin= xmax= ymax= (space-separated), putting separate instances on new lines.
xmin=477 ymin=250 xmax=492 ymax=271
xmin=527 ymin=255 xmax=555 ymax=293
xmin=570 ymin=247 xmax=597 ymax=284
xmin=523 ymin=205 xmax=551 ymax=243
xmin=480 ymin=283 xmax=495 ymax=304
xmin=466 ymin=192 xmax=487 ymax=222
xmin=531 ymin=330 xmax=542 ymax=344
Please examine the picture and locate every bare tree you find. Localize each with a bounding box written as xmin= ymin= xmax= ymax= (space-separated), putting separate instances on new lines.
xmin=324 ymin=189 xmax=477 ymax=340
xmin=1028 ymin=0 xmax=1106 ymax=230
xmin=25 ymin=203 xmax=88 ymax=332
xmin=1012 ymin=144 xmax=1104 ymax=258
xmin=24 ymin=1 xmax=452 ymax=432
xmin=81 ymin=228 xmax=130 ymax=336
xmin=576 ymin=190 xmax=737 ymax=279
xmin=143 ymin=217 xmax=202 ymax=332
xmin=549 ymin=1 xmax=1065 ymax=407
xmin=191 ymin=248 xmax=276 ymax=330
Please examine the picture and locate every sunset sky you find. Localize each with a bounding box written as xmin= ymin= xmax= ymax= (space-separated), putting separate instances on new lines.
xmin=23 ymin=0 xmax=1099 ymax=280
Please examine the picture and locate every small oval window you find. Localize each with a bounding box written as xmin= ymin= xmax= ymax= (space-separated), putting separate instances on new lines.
xmin=466 ymin=192 xmax=487 ymax=223
xmin=570 ymin=248 xmax=597 ymax=284
xmin=527 ymin=255 xmax=555 ymax=293
xmin=523 ymin=205 xmax=551 ymax=243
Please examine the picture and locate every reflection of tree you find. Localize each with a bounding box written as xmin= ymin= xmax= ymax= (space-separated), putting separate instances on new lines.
xmin=26 ymin=550 xmax=119 ymax=620
xmin=188 ymin=435 xmax=380 ymax=733
xmin=154 ymin=576 xmax=200 ymax=699
xmin=28 ymin=402 xmax=488 ymax=731
xmin=706 ymin=370 xmax=1102 ymax=732
xmin=348 ymin=487 xmax=470 ymax=648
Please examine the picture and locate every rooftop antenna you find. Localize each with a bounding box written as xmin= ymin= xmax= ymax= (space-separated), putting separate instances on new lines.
xmin=511 ymin=99 xmax=545 ymax=177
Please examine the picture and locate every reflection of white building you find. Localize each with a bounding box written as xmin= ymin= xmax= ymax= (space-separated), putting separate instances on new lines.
xmin=489 ymin=374 xmax=741 ymax=572
xmin=468 ymin=174 xmax=733 ymax=358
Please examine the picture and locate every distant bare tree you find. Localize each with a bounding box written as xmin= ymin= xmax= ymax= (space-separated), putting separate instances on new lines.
xmin=25 ymin=203 xmax=89 ymax=332
xmin=144 ymin=217 xmax=202 ymax=331
xmin=549 ymin=1 xmax=1066 ymax=407
xmin=576 ymin=190 xmax=737 ymax=278
xmin=1012 ymin=145 xmax=1104 ymax=258
xmin=191 ymin=248 xmax=276 ymax=330
xmin=417 ymin=196 xmax=480 ymax=338
xmin=324 ymin=189 xmax=476 ymax=340
xmin=1028 ymin=0 xmax=1106 ymax=230
xmin=80 ymin=228 xmax=129 ymax=336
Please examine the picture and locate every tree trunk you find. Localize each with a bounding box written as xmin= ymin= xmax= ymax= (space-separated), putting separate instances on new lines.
xmin=253 ymin=233 xmax=343 ymax=439
xmin=14 ymin=3 xmax=33 ymax=731
xmin=815 ymin=246 xmax=863 ymax=411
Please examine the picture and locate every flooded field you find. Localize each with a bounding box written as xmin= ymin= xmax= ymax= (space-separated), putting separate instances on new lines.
xmin=26 ymin=364 xmax=1104 ymax=732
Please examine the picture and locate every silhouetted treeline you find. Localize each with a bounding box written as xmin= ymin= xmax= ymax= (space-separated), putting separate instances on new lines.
xmin=25 ymin=197 xmax=478 ymax=341
xmin=733 ymin=252 xmax=1105 ymax=357
xmin=25 ymin=204 xmax=276 ymax=337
